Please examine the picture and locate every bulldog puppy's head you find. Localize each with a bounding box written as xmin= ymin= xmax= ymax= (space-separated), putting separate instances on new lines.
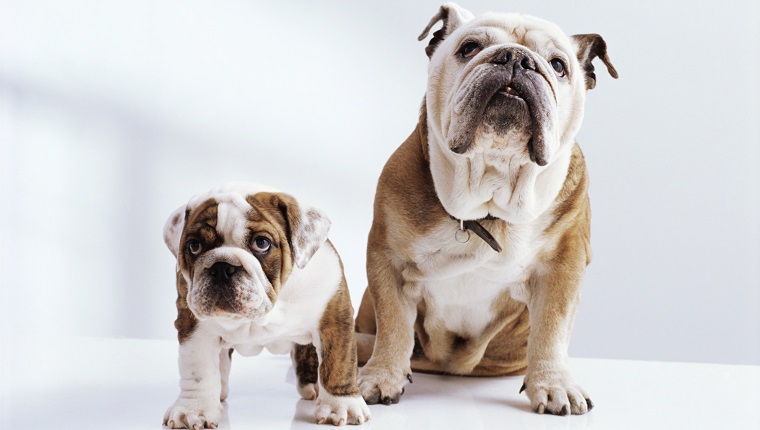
xmin=163 ymin=182 xmax=331 ymax=321
xmin=419 ymin=3 xmax=618 ymax=166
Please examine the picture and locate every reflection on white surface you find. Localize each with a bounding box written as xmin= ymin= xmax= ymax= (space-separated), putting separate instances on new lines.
xmin=2 ymin=337 xmax=759 ymax=430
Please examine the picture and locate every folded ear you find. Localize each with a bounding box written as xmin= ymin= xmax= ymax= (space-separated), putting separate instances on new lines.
xmin=572 ymin=33 xmax=619 ymax=90
xmin=250 ymin=192 xmax=332 ymax=269
xmin=163 ymin=205 xmax=187 ymax=258
xmin=418 ymin=2 xmax=474 ymax=58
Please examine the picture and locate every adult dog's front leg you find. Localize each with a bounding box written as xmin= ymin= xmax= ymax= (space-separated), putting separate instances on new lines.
xmin=358 ymin=247 xmax=416 ymax=405
xmin=164 ymin=331 xmax=225 ymax=429
xmin=522 ymin=251 xmax=592 ymax=416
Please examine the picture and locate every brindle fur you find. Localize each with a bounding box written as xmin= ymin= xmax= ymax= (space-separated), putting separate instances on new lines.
xmin=318 ymin=276 xmax=360 ymax=397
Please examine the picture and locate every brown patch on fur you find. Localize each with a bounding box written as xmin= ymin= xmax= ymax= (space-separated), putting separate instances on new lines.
xmin=365 ymin=105 xmax=447 ymax=251
xmin=293 ymin=343 xmax=319 ymax=388
xmin=245 ymin=192 xmax=300 ymax=298
xmin=546 ymin=144 xmax=592 ymax=266
xmin=178 ymin=199 xmax=224 ymax=278
xmin=572 ymin=34 xmax=618 ymax=90
xmin=318 ymin=275 xmax=360 ymax=397
xmin=174 ymin=270 xmax=197 ymax=343
xmin=174 ymin=199 xmax=225 ymax=343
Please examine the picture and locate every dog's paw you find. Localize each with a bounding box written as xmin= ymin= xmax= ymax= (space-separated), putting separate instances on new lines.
xmin=521 ymin=368 xmax=592 ymax=415
xmin=297 ymin=382 xmax=319 ymax=400
xmin=315 ymin=392 xmax=371 ymax=426
xmin=163 ymin=397 xmax=223 ymax=429
xmin=358 ymin=364 xmax=411 ymax=405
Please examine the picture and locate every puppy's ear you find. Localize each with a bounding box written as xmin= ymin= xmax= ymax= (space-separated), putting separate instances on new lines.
xmin=250 ymin=193 xmax=331 ymax=270
xmin=572 ymin=34 xmax=619 ymax=90
xmin=418 ymin=3 xmax=474 ymax=58
xmin=163 ymin=205 xmax=187 ymax=259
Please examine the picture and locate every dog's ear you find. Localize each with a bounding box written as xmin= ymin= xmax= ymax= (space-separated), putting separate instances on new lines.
xmin=572 ymin=34 xmax=619 ymax=90
xmin=418 ymin=3 xmax=474 ymax=58
xmin=250 ymin=192 xmax=331 ymax=269
xmin=163 ymin=205 xmax=187 ymax=259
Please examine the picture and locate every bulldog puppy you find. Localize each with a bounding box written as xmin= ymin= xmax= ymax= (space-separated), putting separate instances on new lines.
xmin=355 ymin=3 xmax=617 ymax=415
xmin=162 ymin=182 xmax=370 ymax=428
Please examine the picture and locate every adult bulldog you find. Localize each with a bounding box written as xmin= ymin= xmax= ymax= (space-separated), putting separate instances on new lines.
xmin=355 ymin=3 xmax=617 ymax=415
xmin=163 ymin=182 xmax=370 ymax=428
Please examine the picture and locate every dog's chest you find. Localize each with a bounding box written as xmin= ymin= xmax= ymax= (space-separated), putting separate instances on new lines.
xmin=408 ymin=221 xmax=545 ymax=335
xmin=211 ymin=300 xmax=317 ymax=356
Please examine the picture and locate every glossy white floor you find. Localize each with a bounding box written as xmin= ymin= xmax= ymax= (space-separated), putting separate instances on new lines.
xmin=1 ymin=337 xmax=758 ymax=430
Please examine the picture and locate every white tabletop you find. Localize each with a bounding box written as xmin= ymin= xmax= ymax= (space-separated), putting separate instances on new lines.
xmin=1 ymin=337 xmax=758 ymax=429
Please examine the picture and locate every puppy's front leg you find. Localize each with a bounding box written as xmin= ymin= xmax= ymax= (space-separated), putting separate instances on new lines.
xmin=313 ymin=281 xmax=371 ymax=426
xmin=164 ymin=330 xmax=225 ymax=429
xmin=523 ymin=253 xmax=592 ymax=415
xmin=357 ymin=247 xmax=416 ymax=405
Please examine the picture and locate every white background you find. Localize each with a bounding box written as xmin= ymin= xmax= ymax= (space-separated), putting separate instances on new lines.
xmin=1 ymin=0 xmax=758 ymax=366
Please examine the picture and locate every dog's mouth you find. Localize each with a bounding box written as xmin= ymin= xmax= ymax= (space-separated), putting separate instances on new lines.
xmin=189 ymin=270 xmax=271 ymax=320
xmin=499 ymin=84 xmax=523 ymax=100
xmin=209 ymin=288 xmax=242 ymax=314
xmin=448 ymin=67 xmax=553 ymax=166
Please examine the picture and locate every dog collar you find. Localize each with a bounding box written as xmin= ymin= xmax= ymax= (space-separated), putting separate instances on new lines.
xmin=451 ymin=215 xmax=502 ymax=252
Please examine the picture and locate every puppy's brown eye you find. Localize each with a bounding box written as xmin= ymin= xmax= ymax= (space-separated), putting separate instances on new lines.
xmin=251 ymin=237 xmax=271 ymax=253
xmin=187 ymin=239 xmax=202 ymax=255
xmin=551 ymin=58 xmax=566 ymax=77
xmin=459 ymin=41 xmax=481 ymax=59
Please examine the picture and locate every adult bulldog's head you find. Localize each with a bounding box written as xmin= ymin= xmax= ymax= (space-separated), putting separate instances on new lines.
xmin=163 ymin=182 xmax=331 ymax=321
xmin=419 ymin=3 xmax=617 ymax=166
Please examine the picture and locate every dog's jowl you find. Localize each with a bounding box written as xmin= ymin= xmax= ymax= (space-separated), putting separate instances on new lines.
xmin=162 ymin=182 xmax=370 ymax=428
xmin=355 ymin=3 xmax=617 ymax=415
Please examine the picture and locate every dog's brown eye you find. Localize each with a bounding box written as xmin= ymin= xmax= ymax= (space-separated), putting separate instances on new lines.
xmin=459 ymin=42 xmax=481 ymax=59
xmin=186 ymin=239 xmax=202 ymax=255
xmin=251 ymin=237 xmax=271 ymax=254
xmin=551 ymin=58 xmax=566 ymax=77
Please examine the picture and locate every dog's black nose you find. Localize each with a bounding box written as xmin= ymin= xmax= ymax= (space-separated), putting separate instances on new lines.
xmin=209 ymin=262 xmax=238 ymax=282
xmin=491 ymin=47 xmax=536 ymax=72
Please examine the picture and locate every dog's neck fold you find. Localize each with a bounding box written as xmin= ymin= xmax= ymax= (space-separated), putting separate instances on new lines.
xmin=423 ymin=117 xmax=572 ymax=225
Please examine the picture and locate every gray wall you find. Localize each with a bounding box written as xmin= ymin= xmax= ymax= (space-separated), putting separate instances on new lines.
xmin=1 ymin=0 xmax=758 ymax=365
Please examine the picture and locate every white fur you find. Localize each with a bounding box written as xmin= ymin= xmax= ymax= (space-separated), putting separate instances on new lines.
xmin=164 ymin=324 xmax=225 ymax=428
xmin=315 ymin=382 xmax=372 ymax=426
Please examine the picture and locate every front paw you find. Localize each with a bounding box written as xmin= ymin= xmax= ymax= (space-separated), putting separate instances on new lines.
xmin=358 ymin=363 xmax=411 ymax=405
xmin=315 ymin=392 xmax=371 ymax=426
xmin=521 ymin=368 xmax=592 ymax=415
xmin=163 ymin=397 xmax=223 ymax=429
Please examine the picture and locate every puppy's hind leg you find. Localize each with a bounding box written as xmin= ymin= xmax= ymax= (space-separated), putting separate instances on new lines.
xmin=291 ymin=344 xmax=319 ymax=400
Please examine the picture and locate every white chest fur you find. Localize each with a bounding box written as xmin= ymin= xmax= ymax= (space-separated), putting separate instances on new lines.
xmin=407 ymin=212 xmax=552 ymax=336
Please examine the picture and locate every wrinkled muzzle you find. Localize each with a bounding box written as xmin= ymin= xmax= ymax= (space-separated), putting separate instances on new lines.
xmin=446 ymin=45 xmax=557 ymax=166
xmin=186 ymin=247 xmax=273 ymax=320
